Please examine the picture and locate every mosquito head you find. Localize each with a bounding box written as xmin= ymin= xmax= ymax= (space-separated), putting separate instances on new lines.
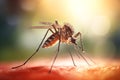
xmin=68 ymin=37 xmax=77 ymax=45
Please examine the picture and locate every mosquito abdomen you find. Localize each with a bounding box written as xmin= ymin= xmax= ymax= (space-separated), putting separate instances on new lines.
xmin=42 ymin=33 xmax=59 ymax=48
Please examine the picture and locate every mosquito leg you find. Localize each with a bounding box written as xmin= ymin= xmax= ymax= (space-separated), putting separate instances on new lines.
xmin=83 ymin=51 xmax=96 ymax=64
xmin=48 ymin=28 xmax=61 ymax=73
xmin=74 ymin=51 xmax=81 ymax=59
xmin=48 ymin=40 xmax=61 ymax=73
xmin=80 ymin=33 xmax=84 ymax=51
xmin=74 ymin=32 xmax=90 ymax=65
xmin=49 ymin=28 xmax=54 ymax=33
xmin=74 ymin=32 xmax=84 ymax=51
xmin=74 ymin=32 xmax=95 ymax=65
xmin=12 ymin=28 xmax=54 ymax=69
xmin=51 ymin=20 xmax=60 ymax=32
xmin=52 ymin=24 xmax=57 ymax=32
xmin=73 ymin=48 xmax=88 ymax=65
xmin=55 ymin=20 xmax=58 ymax=25
xmin=68 ymin=50 xmax=76 ymax=66
xmin=78 ymin=46 xmax=96 ymax=64
xmin=74 ymin=45 xmax=90 ymax=66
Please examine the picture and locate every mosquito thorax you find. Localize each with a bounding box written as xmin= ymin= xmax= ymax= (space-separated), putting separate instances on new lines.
xmin=63 ymin=23 xmax=74 ymax=35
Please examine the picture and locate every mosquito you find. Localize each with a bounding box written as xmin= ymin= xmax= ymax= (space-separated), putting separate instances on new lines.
xmin=12 ymin=20 xmax=95 ymax=73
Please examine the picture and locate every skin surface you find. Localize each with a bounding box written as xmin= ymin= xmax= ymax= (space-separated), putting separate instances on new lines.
xmin=0 ymin=59 xmax=120 ymax=80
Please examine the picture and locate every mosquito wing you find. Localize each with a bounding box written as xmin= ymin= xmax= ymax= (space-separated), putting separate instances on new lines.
xmin=40 ymin=21 xmax=58 ymax=25
xmin=30 ymin=25 xmax=61 ymax=29
xmin=30 ymin=26 xmax=53 ymax=29
xmin=29 ymin=22 xmax=53 ymax=29
xmin=40 ymin=22 xmax=52 ymax=25
xmin=30 ymin=21 xmax=61 ymax=29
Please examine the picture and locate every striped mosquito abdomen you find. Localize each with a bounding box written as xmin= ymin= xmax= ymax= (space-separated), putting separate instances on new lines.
xmin=42 ymin=33 xmax=59 ymax=48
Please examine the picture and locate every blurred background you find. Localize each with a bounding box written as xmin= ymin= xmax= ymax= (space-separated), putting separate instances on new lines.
xmin=0 ymin=0 xmax=120 ymax=62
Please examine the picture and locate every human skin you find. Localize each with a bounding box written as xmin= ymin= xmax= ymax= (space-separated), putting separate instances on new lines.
xmin=0 ymin=59 xmax=120 ymax=80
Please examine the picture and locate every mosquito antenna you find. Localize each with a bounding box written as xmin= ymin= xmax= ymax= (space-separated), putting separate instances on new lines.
xmin=77 ymin=45 xmax=96 ymax=64
xmin=74 ymin=45 xmax=90 ymax=66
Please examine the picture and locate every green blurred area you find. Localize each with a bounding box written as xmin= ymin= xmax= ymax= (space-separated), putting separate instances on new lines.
xmin=0 ymin=0 xmax=120 ymax=62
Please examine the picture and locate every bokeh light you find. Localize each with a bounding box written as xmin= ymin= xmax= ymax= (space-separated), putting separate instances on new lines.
xmin=0 ymin=0 xmax=120 ymax=61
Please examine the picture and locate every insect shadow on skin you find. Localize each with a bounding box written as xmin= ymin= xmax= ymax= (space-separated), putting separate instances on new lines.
xmin=12 ymin=20 xmax=95 ymax=73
